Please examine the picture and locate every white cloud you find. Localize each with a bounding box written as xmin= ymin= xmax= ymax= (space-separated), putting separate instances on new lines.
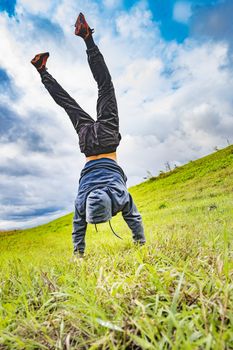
xmin=173 ymin=1 xmax=192 ymax=24
xmin=0 ymin=0 xmax=233 ymax=229
xmin=16 ymin=0 xmax=54 ymax=15
xmin=103 ymin=0 xmax=122 ymax=9
xmin=115 ymin=1 xmax=156 ymax=39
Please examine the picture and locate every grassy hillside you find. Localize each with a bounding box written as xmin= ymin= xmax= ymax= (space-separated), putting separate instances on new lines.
xmin=0 ymin=145 xmax=233 ymax=349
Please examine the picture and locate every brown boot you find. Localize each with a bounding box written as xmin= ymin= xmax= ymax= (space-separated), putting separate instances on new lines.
xmin=31 ymin=52 xmax=49 ymax=72
xmin=74 ymin=12 xmax=94 ymax=39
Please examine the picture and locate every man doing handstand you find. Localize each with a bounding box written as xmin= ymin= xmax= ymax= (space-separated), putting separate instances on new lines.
xmin=31 ymin=13 xmax=146 ymax=257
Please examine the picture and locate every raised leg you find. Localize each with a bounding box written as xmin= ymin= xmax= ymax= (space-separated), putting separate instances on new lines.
xmin=87 ymin=46 xmax=119 ymax=133
xmin=40 ymin=70 xmax=94 ymax=132
xmin=74 ymin=13 xmax=121 ymax=153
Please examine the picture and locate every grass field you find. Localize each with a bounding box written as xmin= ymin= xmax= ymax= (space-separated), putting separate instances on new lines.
xmin=0 ymin=145 xmax=233 ymax=349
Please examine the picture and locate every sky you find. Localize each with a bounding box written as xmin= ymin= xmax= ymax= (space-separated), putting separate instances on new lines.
xmin=0 ymin=0 xmax=233 ymax=230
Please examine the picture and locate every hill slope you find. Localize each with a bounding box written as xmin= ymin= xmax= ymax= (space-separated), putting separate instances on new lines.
xmin=0 ymin=146 xmax=233 ymax=349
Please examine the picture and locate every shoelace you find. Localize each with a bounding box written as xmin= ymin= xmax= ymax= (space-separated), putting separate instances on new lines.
xmin=109 ymin=221 xmax=123 ymax=240
xmin=94 ymin=222 xmax=123 ymax=240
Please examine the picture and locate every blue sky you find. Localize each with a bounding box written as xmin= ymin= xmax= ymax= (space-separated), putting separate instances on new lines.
xmin=0 ymin=0 xmax=16 ymax=16
xmin=0 ymin=0 xmax=224 ymax=42
xmin=0 ymin=0 xmax=233 ymax=229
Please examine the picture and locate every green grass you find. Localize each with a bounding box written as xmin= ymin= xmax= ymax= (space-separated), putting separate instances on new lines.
xmin=0 ymin=145 xmax=233 ymax=349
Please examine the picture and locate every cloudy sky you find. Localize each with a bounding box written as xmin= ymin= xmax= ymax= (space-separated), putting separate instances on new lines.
xmin=0 ymin=0 xmax=233 ymax=230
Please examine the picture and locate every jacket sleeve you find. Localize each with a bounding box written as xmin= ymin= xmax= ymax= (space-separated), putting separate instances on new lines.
xmin=72 ymin=203 xmax=87 ymax=254
xmin=122 ymin=193 xmax=146 ymax=243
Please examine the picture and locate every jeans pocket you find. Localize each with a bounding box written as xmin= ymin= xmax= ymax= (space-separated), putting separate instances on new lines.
xmin=97 ymin=124 xmax=120 ymax=148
